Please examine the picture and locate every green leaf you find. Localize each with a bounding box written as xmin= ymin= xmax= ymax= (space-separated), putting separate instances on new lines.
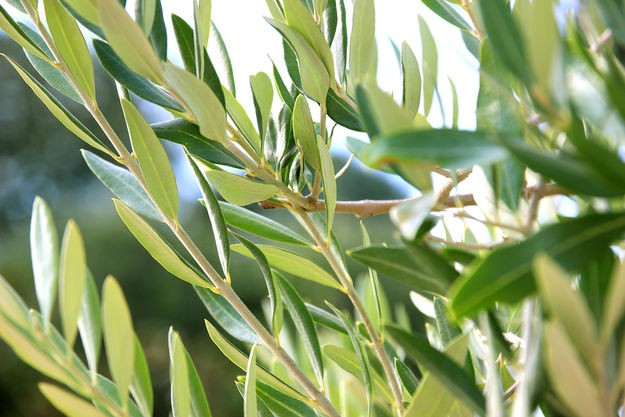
xmin=185 ymin=347 xmax=214 ymax=417
xmin=326 ymin=88 xmax=363 ymax=131
xmin=327 ymin=304 xmax=373 ymax=416
xmin=293 ymin=94 xmax=321 ymax=170
xmin=544 ymin=321 xmax=604 ymax=417
xmin=401 ymin=42 xmax=421 ymax=118
xmin=30 ymin=197 xmax=59 ymax=327
xmin=395 ymin=358 xmax=419 ymax=394
xmin=250 ymin=71 xmax=274 ymax=143
xmin=164 ymin=62 xmax=227 ymax=142
xmin=135 ymin=0 xmax=156 ymax=35
xmin=200 ymin=169 xmax=279 ymax=206
xmin=355 ymin=83 xmax=419 ymax=138
xmin=93 ymin=40 xmax=181 ymax=111
xmin=172 ymin=14 xmax=196 ymax=72
xmin=266 ymin=18 xmax=329 ymax=103
xmin=122 ymin=99 xmax=178 ymax=220
xmin=169 ymin=329 xmax=190 ymax=417
xmin=82 ymin=150 xmax=162 ymax=222
xmin=422 ymin=0 xmax=472 ymax=31
xmin=0 ymin=275 xmax=30 ymax=331
xmin=43 ymin=0 xmax=95 ymax=100
xmin=62 ymin=0 xmax=98 ymax=25
xmin=450 ymin=212 xmax=625 ymax=318
xmin=601 ymin=261 xmax=625 ymax=345
xmin=534 ymin=255 xmax=596 ymax=359
xmin=433 ymin=298 xmax=460 ymax=347
xmin=386 ymin=326 xmax=485 ymax=415
xmin=188 ymin=156 xmax=229 ymax=278
xmin=232 ymin=244 xmax=342 ymax=289
xmin=220 ymin=202 xmax=311 ymax=246
xmin=102 ymin=276 xmax=135 ymax=409
xmin=283 ymin=0 xmax=335 ymax=77
xmin=2 ymin=56 xmax=112 ymax=156
xmin=223 ymin=87 xmax=262 ymax=153
xmin=99 ymin=0 xmax=163 ymax=83
xmin=130 ymin=335 xmax=153 ymax=417
xmin=210 ymin=22 xmax=236 ymax=95
xmin=349 ymin=245 xmax=454 ymax=295
xmin=272 ymin=61 xmax=296 ymax=111
xmin=419 ymin=16 xmax=438 ymax=116
xmin=39 ymin=383 xmax=109 ymax=417
xmin=148 ymin=0 xmax=167 ymax=61
xmin=77 ymin=271 xmax=101 ymax=383
xmin=18 ymin=23 xmax=82 ymax=103
xmin=245 ymin=345 xmax=259 ymax=417
xmin=477 ymin=0 xmax=531 ymax=84
xmin=276 ymin=273 xmax=324 ymax=385
xmin=255 ymin=380 xmax=317 ymax=417
xmin=0 ymin=5 xmax=49 ymax=61
xmin=205 ymin=320 xmax=308 ymax=401
xmin=317 ymin=135 xmax=336 ymax=237
xmin=59 ymin=220 xmax=87 ymax=349
xmin=359 ymin=129 xmax=507 ymax=170
xmin=196 ymin=286 xmax=262 ymax=344
xmin=349 ymin=0 xmax=375 ymax=85
xmin=152 ymin=118 xmax=243 ymax=169
xmin=113 ymin=199 xmax=215 ymax=289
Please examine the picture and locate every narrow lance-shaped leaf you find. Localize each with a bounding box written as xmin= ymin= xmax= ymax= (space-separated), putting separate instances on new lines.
xmin=210 ymin=22 xmax=236 ymax=95
xmin=349 ymin=0 xmax=375 ymax=85
xmin=224 ymin=87 xmax=262 ymax=153
xmin=402 ymin=41 xmax=421 ymax=118
xmin=276 ymin=273 xmax=324 ymax=386
xmin=77 ymin=271 xmax=101 ymax=383
xmin=169 ymin=329 xmax=190 ymax=417
xmin=188 ymin=155 xmax=230 ymax=279
xmin=293 ymin=95 xmax=321 ymax=170
xmin=30 ymin=197 xmax=59 ymax=328
xmin=255 ymin=380 xmax=318 ymax=417
xmin=0 ymin=5 xmax=49 ymax=61
xmin=113 ymin=199 xmax=215 ymax=289
xmin=601 ymin=261 xmax=625 ymax=345
xmin=2 ymin=56 xmax=113 ymax=156
xmin=317 ymin=135 xmax=336 ymax=239
xmin=62 ymin=0 xmax=99 ymax=25
xmin=121 ymin=99 xmax=178 ymax=220
xmin=386 ymin=325 xmax=486 ymax=415
xmin=135 ymin=0 xmax=157 ymax=36
xmin=44 ymin=0 xmax=96 ymax=100
xmin=201 ymin=169 xmax=279 ymax=207
xmin=39 ymin=383 xmax=109 ymax=417
xmin=82 ymin=150 xmax=162 ymax=222
xmin=250 ymin=72 xmax=274 ymax=143
xmin=245 ymin=344 xmax=259 ymax=417
xmin=148 ymin=0 xmax=167 ymax=60
xmin=0 ymin=275 xmax=30 ymax=330
xmin=59 ymin=220 xmax=87 ymax=350
xmin=422 ymin=0 xmax=472 ymax=31
xmin=130 ymin=334 xmax=153 ymax=417
xmin=450 ymin=212 xmax=625 ymax=318
xmin=99 ymin=0 xmax=164 ymax=83
xmin=102 ymin=276 xmax=135 ymax=410
xmin=419 ymin=16 xmax=438 ymax=116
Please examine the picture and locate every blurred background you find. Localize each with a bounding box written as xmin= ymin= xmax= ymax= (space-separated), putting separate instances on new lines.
xmin=0 ymin=35 xmax=413 ymax=417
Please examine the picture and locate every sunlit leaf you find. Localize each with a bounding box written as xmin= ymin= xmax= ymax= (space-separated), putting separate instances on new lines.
xmin=250 ymin=72 xmax=274 ymax=142
xmin=39 ymin=383 xmax=109 ymax=417
xmin=244 ymin=345 xmax=259 ymax=417
xmin=77 ymin=271 xmax=101 ymax=382
xmin=419 ymin=16 xmax=438 ymax=116
xmin=401 ymin=42 xmax=421 ymax=118
xmin=349 ymin=0 xmax=375 ymax=85
xmin=130 ymin=335 xmax=153 ymax=417
xmin=422 ymin=0 xmax=472 ymax=31
xmin=255 ymin=380 xmax=317 ymax=417
xmin=169 ymin=329 xmax=190 ymax=417
xmin=200 ymin=169 xmax=279 ymax=206
xmin=293 ymin=94 xmax=320 ymax=170
xmin=223 ymin=88 xmax=262 ymax=153
xmin=317 ymin=135 xmax=336 ymax=236
xmin=0 ymin=5 xmax=49 ymax=61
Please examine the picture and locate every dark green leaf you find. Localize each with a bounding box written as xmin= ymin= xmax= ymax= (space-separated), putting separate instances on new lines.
xmin=305 ymin=303 xmax=347 ymax=334
xmin=172 ymin=14 xmax=196 ymax=72
xmin=210 ymin=22 xmax=236 ymax=96
xmin=450 ymin=212 xmax=625 ymax=318
xmin=272 ymin=61 xmax=296 ymax=111
xmin=394 ymin=358 xmax=419 ymax=394
xmin=386 ymin=325 xmax=485 ymax=415
xmin=433 ymin=297 xmax=460 ymax=347
xmin=326 ymin=88 xmax=363 ymax=131
xmin=149 ymin=0 xmax=167 ymax=61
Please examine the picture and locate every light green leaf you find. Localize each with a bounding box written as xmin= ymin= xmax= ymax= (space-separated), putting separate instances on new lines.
xmin=130 ymin=335 xmax=153 ymax=417
xmin=422 ymin=0 xmax=472 ymax=31
xmin=113 ymin=199 xmax=215 ymax=289
xmin=349 ymin=245 xmax=454 ymax=295
xmin=102 ymin=276 xmax=135 ymax=409
xmin=544 ymin=321 xmax=604 ymax=417
xmin=30 ymin=197 xmax=59 ymax=327
xmin=250 ymin=72 xmax=274 ymax=142
xmin=317 ymin=135 xmax=335 ymax=237
xmin=387 ymin=326 xmax=485 ymax=415
xmin=169 ymin=329 xmax=190 ymax=417
xmin=0 ymin=275 xmax=30 ymax=330
xmin=164 ymin=62 xmax=227 ymax=142
xmin=534 ymin=255 xmax=596 ymax=360
xmin=195 ymin=0 xmax=211 ymax=50
xmin=121 ymin=99 xmax=178 ymax=220
xmin=59 ymin=220 xmax=86 ymax=349
xmin=2 ymin=56 xmax=112 ymax=156
xmin=188 ymin=156 xmax=229 ymax=278
xmin=255 ymin=380 xmax=317 ymax=417
xmin=135 ymin=0 xmax=157 ymax=36
xmin=232 ymin=244 xmax=342 ymax=289
xmin=283 ymin=0 xmax=335 ymax=77
xmin=293 ymin=94 xmax=321 ymax=170
xmin=358 ymin=129 xmax=507 ymax=170
xmin=349 ymin=0 xmax=375 ymax=85
xmin=355 ymin=83 xmax=418 ymax=138
xmin=195 ymin=287 xmax=262 ymax=344
xmin=201 ymin=169 xmax=279 ymax=206
xmin=223 ymin=87 xmax=261 ymax=153
xmin=401 ymin=42 xmax=421 ymax=118
xmin=63 ymin=0 xmax=98 ymax=24
xmin=450 ymin=212 xmax=625 ymax=318
xmin=99 ymin=0 xmax=163 ymax=83
xmin=77 ymin=271 xmax=101 ymax=383
xmin=0 ymin=5 xmax=49 ymax=61
xmin=220 ymin=202 xmax=311 ymax=246
xmin=82 ymin=150 xmax=162 ymax=222
xmin=39 ymin=383 xmax=109 ymax=417
xmin=210 ymin=23 xmax=236 ymax=95
xmin=419 ymin=16 xmax=438 ymax=116
xmin=276 ymin=273 xmax=324 ymax=386
xmin=205 ymin=320 xmax=308 ymax=401
xmin=186 ymin=347 xmax=214 ymax=417
xmin=601 ymin=261 xmax=625 ymax=345
xmin=245 ymin=345 xmax=259 ymax=417
xmin=43 ymin=0 xmax=95 ymax=100
xmin=266 ymin=18 xmax=329 ymax=103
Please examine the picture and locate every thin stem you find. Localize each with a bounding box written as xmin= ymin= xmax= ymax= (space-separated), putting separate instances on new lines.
xmin=292 ymin=206 xmax=405 ymax=415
